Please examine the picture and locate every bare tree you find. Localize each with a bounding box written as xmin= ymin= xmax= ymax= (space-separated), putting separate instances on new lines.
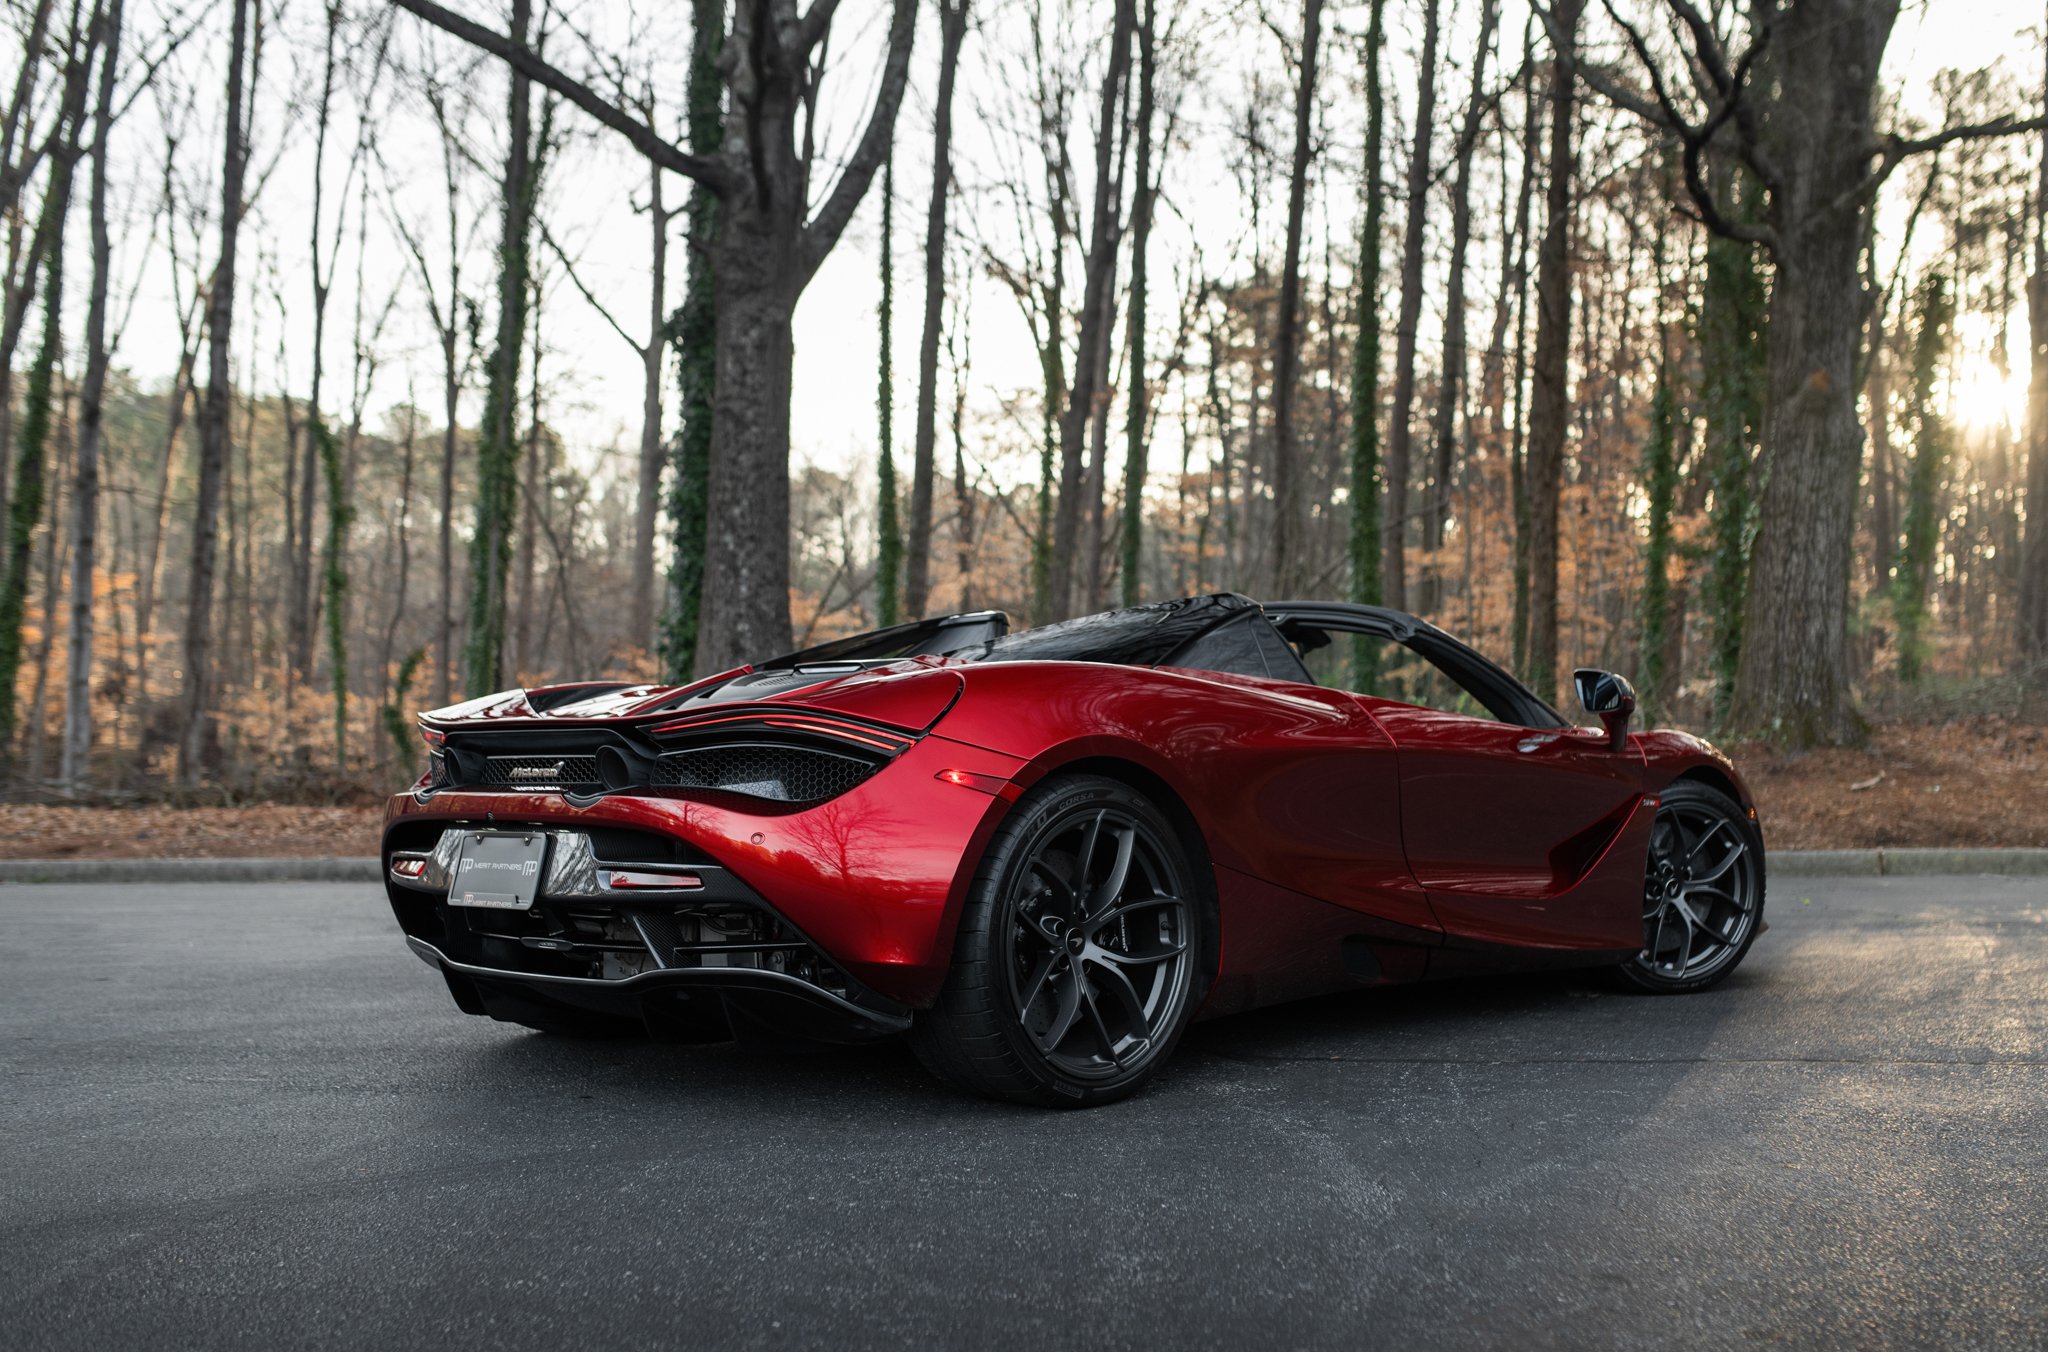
xmin=382 ymin=71 xmax=477 ymax=708
xmin=394 ymin=0 xmax=918 ymax=670
xmin=61 ymin=0 xmax=123 ymax=789
xmin=1523 ymin=0 xmax=1581 ymax=707
xmin=1382 ymin=0 xmax=1443 ymax=612
xmin=1421 ymin=0 xmax=1502 ymax=613
xmin=904 ymin=0 xmax=971 ymax=620
xmin=176 ymin=0 xmax=250 ymax=784
xmin=1048 ymin=0 xmax=1135 ymax=619
xmin=1269 ymin=0 xmax=1323 ymax=598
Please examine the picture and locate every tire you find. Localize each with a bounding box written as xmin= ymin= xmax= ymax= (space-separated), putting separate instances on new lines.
xmin=1614 ymin=779 xmax=1766 ymax=993
xmin=911 ymin=773 xmax=1208 ymax=1107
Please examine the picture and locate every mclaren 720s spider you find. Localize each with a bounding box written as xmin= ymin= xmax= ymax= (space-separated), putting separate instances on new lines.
xmin=384 ymin=594 xmax=1766 ymax=1106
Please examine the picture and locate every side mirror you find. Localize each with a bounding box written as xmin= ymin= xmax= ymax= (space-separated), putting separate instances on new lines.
xmin=1573 ymin=668 xmax=1636 ymax=751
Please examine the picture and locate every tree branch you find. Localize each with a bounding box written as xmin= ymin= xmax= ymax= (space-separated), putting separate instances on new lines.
xmin=797 ymin=0 xmax=918 ymax=280
xmin=388 ymin=0 xmax=733 ymax=193
xmin=535 ymin=215 xmax=646 ymax=355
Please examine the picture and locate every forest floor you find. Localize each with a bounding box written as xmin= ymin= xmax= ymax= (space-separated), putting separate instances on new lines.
xmin=0 ymin=718 xmax=2040 ymax=857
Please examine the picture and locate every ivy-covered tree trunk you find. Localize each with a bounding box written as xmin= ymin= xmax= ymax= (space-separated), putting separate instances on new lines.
xmin=0 ymin=176 xmax=73 ymax=758
xmin=1348 ymin=0 xmax=1387 ymax=689
xmin=875 ymin=149 xmax=901 ymax=626
xmin=658 ymin=0 xmax=722 ymax=683
xmin=1698 ymin=174 xmax=1768 ymax=727
xmin=1891 ymin=273 xmax=1952 ymax=683
xmin=464 ymin=0 xmax=535 ymax=695
xmin=1637 ymin=368 xmax=1677 ymax=723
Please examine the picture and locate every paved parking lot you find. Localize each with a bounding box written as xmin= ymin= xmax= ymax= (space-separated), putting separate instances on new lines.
xmin=3 ymin=874 xmax=2044 ymax=1349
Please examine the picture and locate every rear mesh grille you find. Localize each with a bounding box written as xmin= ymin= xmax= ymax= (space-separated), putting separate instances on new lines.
xmin=651 ymin=744 xmax=876 ymax=803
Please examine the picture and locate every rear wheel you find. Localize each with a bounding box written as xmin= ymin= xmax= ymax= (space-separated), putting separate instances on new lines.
xmin=912 ymin=773 xmax=1205 ymax=1107
xmin=1616 ymin=780 xmax=1765 ymax=993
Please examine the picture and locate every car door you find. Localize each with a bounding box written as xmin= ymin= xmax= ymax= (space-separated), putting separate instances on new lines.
xmin=1267 ymin=606 xmax=1646 ymax=950
xmin=1361 ymin=701 xmax=1644 ymax=946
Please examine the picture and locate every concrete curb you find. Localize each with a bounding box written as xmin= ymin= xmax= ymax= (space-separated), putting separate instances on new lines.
xmin=0 ymin=857 xmax=380 ymax=884
xmin=1 ymin=850 xmax=2045 ymax=884
xmin=1771 ymin=848 xmax=2048 ymax=878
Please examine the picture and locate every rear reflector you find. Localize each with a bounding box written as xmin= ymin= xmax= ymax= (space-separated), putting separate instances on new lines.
xmin=600 ymin=869 xmax=703 ymax=891
xmin=390 ymin=856 xmax=428 ymax=879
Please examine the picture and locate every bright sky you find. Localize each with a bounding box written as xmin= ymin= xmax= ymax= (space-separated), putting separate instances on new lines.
xmin=77 ymin=0 xmax=2048 ymax=512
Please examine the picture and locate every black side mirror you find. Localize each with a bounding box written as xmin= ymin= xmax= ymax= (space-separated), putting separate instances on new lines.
xmin=1573 ymin=668 xmax=1637 ymax=751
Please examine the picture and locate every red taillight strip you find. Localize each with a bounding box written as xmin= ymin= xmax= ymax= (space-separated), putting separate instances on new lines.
xmin=647 ymin=706 xmax=914 ymax=752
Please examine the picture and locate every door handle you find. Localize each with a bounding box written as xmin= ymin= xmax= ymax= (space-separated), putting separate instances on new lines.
xmin=1517 ymin=735 xmax=1558 ymax=753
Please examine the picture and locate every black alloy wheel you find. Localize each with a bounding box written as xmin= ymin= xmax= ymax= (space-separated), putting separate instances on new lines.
xmin=912 ymin=773 xmax=1206 ymax=1106
xmin=1617 ymin=779 xmax=1765 ymax=993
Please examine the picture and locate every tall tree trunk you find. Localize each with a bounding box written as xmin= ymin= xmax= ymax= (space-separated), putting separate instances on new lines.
xmin=178 ymin=0 xmax=249 ymax=784
xmin=3 ymin=8 xmax=93 ymax=762
xmin=1381 ymin=0 xmax=1443 ymax=613
xmin=2021 ymin=13 xmax=2048 ymax=664
xmin=1270 ymin=0 xmax=1323 ymax=598
xmin=1421 ymin=0 xmax=1499 ymax=613
xmin=464 ymin=0 xmax=535 ymax=694
xmin=658 ymin=0 xmax=722 ymax=681
xmin=62 ymin=0 xmax=121 ymax=790
xmin=905 ymin=0 xmax=968 ymax=620
xmin=437 ymin=328 xmax=458 ymax=705
xmin=1699 ymin=170 xmax=1768 ymax=727
xmin=1118 ymin=0 xmax=1156 ymax=608
xmin=1508 ymin=51 xmax=1539 ymax=676
xmin=0 ymin=0 xmax=60 ymax=530
xmin=1890 ymin=273 xmax=1951 ymax=683
xmin=1725 ymin=0 xmax=1898 ymax=744
xmin=292 ymin=1 xmax=345 ymax=684
xmin=875 ymin=149 xmax=900 ymax=625
xmin=1523 ymin=0 xmax=1581 ymax=708
xmin=1030 ymin=165 xmax=1068 ymax=627
xmin=630 ymin=153 xmax=670 ymax=653
xmin=1049 ymin=0 xmax=1135 ymax=620
xmin=1348 ymin=0 xmax=1387 ymax=687
xmin=951 ymin=324 xmax=974 ymax=607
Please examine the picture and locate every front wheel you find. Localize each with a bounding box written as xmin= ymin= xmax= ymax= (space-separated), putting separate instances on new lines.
xmin=1615 ymin=779 xmax=1766 ymax=993
xmin=911 ymin=774 xmax=1206 ymax=1107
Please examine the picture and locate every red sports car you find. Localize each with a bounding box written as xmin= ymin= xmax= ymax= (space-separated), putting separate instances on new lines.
xmin=384 ymin=594 xmax=1766 ymax=1106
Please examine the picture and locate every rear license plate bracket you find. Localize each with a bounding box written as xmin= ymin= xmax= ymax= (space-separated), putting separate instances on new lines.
xmin=449 ymin=831 xmax=549 ymax=909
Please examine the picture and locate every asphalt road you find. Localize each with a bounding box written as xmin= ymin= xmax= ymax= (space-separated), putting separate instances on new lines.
xmin=4 ymin=875 xmax=2045 ymax=1351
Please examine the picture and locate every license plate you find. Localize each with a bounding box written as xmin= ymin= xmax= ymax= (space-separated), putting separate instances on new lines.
xmin=449 ymin=831 xmax=549 ymax=909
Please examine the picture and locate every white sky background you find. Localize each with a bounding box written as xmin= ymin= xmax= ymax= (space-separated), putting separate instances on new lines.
xmin=51 ymin=0 xmax=2048 ymax=517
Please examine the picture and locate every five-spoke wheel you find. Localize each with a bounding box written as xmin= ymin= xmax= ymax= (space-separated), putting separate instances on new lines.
xmin=912 ymin=773 xmax=1205 ymax=1105
xmin=1617 ymin=779 xmax=1765 ymax=993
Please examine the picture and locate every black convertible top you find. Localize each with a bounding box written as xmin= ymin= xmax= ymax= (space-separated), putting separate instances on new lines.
xmin=972 ymin=593 xmax=1262 ymax=667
